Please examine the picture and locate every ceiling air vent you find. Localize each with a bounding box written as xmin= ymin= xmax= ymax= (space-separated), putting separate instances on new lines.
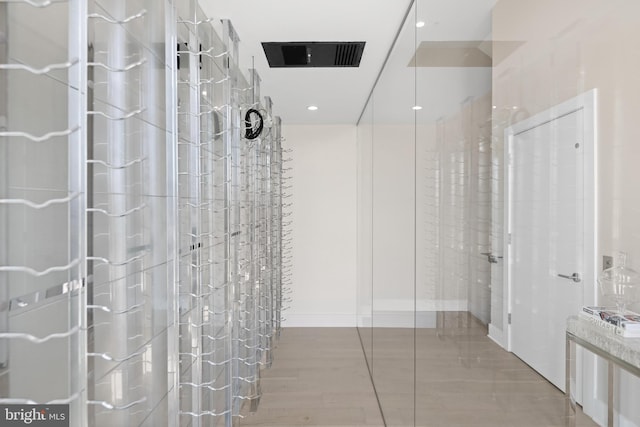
xmin=262 ymin=42 xmax=365 ymax=68
xmin=335 ymin=43 xmax=361 ymax=67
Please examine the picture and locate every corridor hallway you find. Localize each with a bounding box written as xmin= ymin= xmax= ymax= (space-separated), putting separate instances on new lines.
xmin=240 ymin=313 xmax=598 ymax=427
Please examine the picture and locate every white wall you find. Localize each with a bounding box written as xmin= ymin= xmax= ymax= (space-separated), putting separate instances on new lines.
xmin=493 ymin=1 xmax=640 ymax=424
xmin=282 ymin=124 xmax=358 ymax=327
xmin=371 ymin=124 xmax=415 ymax=314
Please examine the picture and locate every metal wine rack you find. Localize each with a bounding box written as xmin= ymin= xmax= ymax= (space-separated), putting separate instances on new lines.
xmin=0 ymin=1 xmax=285 ymax=426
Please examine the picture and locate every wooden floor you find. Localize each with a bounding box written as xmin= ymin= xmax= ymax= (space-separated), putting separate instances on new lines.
xmin=239 ymin=327 xmax=384 ymax=426
xmin=239 ymin=320 xmax=599 ymax=427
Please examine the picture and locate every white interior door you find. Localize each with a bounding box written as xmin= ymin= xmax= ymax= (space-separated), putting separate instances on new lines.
xmin=507 ymin=92 xmax=596 ymax=393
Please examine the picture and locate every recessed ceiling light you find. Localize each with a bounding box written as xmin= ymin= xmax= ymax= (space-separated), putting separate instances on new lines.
xmin=416 ymin=21 xmax=426 ymax=28
xmin=412 ymin=105 xmax=423 ymax=110
xmin=307 ymin=105 xmax=318 ymax=111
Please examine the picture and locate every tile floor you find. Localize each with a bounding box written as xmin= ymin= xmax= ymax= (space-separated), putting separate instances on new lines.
xmin=239 ymin=313 xmax=599 ymax=427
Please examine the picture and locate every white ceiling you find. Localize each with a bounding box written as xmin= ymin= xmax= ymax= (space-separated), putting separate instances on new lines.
xmin=371 ymin=0 xmax=497 ymax=124
xmin=202 ymin=0 xmax=412 ymax=125
xmin=202 ymin=0 xmax=497 ymax=126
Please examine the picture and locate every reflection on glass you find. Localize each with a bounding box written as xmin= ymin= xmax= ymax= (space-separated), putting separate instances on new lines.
xmin=357 ymin=0 xmax=640 ymax=426
xmin=356 ymin=94 xmax=374 ymax=371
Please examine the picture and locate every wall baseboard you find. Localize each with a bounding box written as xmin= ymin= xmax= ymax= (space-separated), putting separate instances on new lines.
xmin=285 ymin=302 xmax=472 ymax=328
xmin=488 ymin=323 xmax=506 ymax=349
xmin=366 ymin=311 xmax=437 ymax=328
xmin=282 ymin=313 xmax=357 ymax=327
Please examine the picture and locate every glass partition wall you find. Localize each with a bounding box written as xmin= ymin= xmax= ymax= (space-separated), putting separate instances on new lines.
xmin=357 ymin=0 xmax=640 ymax=426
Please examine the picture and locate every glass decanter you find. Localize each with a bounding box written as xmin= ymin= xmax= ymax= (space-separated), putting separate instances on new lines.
xmin=598 ymin=252 xmax=640 ymax=313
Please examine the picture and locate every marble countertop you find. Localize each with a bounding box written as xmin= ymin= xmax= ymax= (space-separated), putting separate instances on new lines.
xmin=567 ymin=315 xmax=640 ymax=374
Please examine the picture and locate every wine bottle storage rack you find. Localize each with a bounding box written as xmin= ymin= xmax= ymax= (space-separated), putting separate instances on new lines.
xmin=0 ymin=1 xmax=285 ymax=426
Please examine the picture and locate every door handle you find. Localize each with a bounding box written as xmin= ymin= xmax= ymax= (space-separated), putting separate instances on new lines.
xmin=557 ymin=272 xmax=581 ymax=283
xmin=481 ymin=252 xmax=503 ymax=264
